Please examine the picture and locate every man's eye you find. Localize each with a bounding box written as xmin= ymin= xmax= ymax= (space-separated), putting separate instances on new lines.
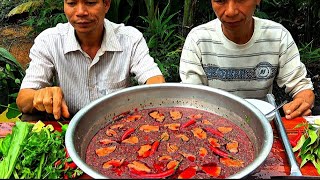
xmin=66 ymin=2 xmax=76 ymax=6
xmin=87 ymin=2 xmax=97 ymax=5
xmin=86 ymin=1 xmax=97 ymax=5
xmin=237 ymin=0 xmax=246 ymax=3
xmin=213 ymin=0 xmax=226 ymax=3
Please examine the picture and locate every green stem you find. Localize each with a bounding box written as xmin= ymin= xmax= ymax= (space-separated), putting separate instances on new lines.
xmin=37 ymin=153 xmax=45 ymax=179
xmin=13 ymin=169 xmax=19 ymax=179
xmin=0 ymin=104 xmax=20 ymax=111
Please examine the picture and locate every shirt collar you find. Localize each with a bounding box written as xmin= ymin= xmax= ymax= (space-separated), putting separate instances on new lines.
xmin=64 ymin=23 xmax=81 ymax=54
xmin=64 ymin=19 xmax=122 ymax=54
xmin=102 ymin=19 xmax=122 ymax=52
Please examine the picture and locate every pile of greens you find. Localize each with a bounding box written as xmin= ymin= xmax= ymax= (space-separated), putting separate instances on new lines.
xmin=0 ymin=121 xmax=83 ymax=179
xmin=292 ymin=120 xmax=320 ymax=174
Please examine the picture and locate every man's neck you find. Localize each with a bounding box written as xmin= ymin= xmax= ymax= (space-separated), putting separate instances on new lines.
xmin=76 ymin=27 xmax=105 ymax=59
xmin=222 ymin=18 xmax=255 ymax=44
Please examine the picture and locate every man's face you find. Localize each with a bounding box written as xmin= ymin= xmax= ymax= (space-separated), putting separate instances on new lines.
xmin=211 ymin=0 xmax=260 ymax=32
xmin=64 ymin=0 xmax=110 ymax=34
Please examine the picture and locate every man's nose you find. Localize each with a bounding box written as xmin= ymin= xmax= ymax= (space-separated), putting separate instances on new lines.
xmin=225 ymin=1 xmax=239 ymax=17
xmin=76 ymin=4 xmax=89 ymax=16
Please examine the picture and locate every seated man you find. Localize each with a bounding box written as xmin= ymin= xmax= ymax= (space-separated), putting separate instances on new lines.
xmin=179 ymin=0 xmax=314 ymax=120
xmin=16 ymin=0 xmax=165 ymax=120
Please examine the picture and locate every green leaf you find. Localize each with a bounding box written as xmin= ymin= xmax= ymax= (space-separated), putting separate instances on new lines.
xmin=6 ymin=103 xmax=21 ymax=119
xmin=316 ymin=146 xmax=320 ymax=159
xmin=300 ymin=153 xmax=314 ymax=168
xmin=5 ymin=64 xmax=10 ymax=71
xmin=0 ymin=134 xmax=12 ymax=156
xmin=6 ymin=1 xmax=43 ymax=17
xmin=307 ymin=129 xmax=318 ymax=146
xmin=311 ymin=159 xmax=320 ymax=175
xmin=0 ymin=48 xmax=25 ymax=77
xmin=300 ymin=137 xmax=311 ymax=155
xmin=308 ymin=124 xmax=318 ymax=131
xmin=293 ymin=134 xmax=306 ymax=152
xmin=14 ymin=79 xmax=21 ymax=84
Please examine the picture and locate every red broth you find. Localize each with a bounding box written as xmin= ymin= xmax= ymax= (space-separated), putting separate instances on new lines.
xmin=85 ymin=107 xmax=255 ymax=179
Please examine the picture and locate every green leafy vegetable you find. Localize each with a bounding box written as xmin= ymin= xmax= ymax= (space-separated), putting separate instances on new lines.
xmin=0 ymin=133 xmax=12 ymax=156
xmin=292 ymin=123 xmax=320 ymax=174
xmin=0 ymin=121 xmax=33 ymax=178
xmin=0 ymin=121 xmax=83 ymax=179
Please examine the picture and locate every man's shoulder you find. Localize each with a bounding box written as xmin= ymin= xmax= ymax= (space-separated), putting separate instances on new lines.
xmin=106 ymin=19 xmax=143 ymax=39
xmin=35 ymin=22 xmax=70 ymax=41
xmin=254 ymin=17 xmax=287 ymax=31
xmin=190 ymin=19 xmax=218 ymax=33
xmin=186 ymin=19 xmax=219 ymax=41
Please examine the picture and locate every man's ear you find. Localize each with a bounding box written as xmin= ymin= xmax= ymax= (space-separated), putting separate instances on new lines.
xmin=105 ymin=0 xmax=111 ymax=13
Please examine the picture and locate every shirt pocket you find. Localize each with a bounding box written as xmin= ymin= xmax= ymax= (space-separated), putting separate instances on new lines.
xmin=98 ymin=78 xmax=129 ymax=96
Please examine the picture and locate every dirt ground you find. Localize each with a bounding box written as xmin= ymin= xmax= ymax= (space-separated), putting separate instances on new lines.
xmin=0 ymin=25 xmax=34 ymax=69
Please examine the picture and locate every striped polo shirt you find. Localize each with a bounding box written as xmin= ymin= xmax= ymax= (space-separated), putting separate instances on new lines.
xmin=180 ymin=17 xmax=313 ymax=99
xmin=20 ymin=19 xmax=162 ymax=114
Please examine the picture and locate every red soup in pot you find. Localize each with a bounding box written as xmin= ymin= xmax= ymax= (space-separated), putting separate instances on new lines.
xmin=85 ymin=107 xmax=255 ymax=179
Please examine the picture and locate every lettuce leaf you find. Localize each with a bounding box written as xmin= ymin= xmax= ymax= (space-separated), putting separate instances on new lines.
xmin=0 ymin=121 xmax=33 ymax=179
xmin=0 ymin=133 xmax=12 ymax=156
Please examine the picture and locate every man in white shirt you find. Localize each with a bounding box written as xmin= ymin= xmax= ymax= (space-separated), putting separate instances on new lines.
xmin=179 ymin=0 xmax=314 ymax=119
xmin=17 ymin=0 xmax=165 ymax=120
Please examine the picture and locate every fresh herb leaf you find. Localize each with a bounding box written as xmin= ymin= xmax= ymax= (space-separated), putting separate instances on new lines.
xmin=293 ymin=135 xmax=306 ymax=152
xmin=300 ymin=154 xmax=314 ymax=168
xmin=307 ymin=129 xmax=318 ymax=146
xmin=293 ymin=122 xmax=320 ymax=173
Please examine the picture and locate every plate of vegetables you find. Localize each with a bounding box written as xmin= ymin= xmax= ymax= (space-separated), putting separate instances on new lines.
xmin=0 ymin=121 xmax=83 ymax=179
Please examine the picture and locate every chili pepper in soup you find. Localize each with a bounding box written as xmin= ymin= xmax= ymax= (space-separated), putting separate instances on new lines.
xmin=85 ymin=107 xmax=255 ymax=179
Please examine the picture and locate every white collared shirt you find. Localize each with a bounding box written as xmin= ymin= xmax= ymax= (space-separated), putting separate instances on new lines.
xmin=21 ymin=19 xmax=162 ymax=114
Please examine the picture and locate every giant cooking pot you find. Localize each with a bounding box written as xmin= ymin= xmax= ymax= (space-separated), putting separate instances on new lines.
xmin=65 ymin=83 xmax=273 ymax=178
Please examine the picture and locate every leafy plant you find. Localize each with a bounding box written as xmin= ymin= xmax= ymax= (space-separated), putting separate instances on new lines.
xmin=106 ymin=0 xmax=134 ymax=23
xmin=6 ymin=0 xmax=67 ymax=36
xmin=144 ymin=0 xmax=155 ymax=21
xmin=0 ymin=0 xmax=29 ymax=24
xmin=182 ymin=0 xmax=196 ymax=35
xmin=298 ymin=41 xmax=320 ymax=65
xmin=0 ymin=47 xmax=25 ymax=119
xmin=292 ymin=121 xmax=320 ymax=174
xmin=6 ymin=0 xmax=43 ymax=17
xmin=139 ymin=0 xmax=184 ymax=82
xmin=259 ymin=0 xmax=320 ymax=48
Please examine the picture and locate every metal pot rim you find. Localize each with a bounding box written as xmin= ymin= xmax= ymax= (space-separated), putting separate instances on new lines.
xmin=66 ymin=83 xmax=273 ymax=179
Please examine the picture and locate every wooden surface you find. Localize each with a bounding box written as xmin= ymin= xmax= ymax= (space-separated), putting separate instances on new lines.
xmin=46 ymin=116 xmax=319 ymax=179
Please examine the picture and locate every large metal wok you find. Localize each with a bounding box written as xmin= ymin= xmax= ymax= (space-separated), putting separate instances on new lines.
xmin=65 ymin=83 xmax=273 ymax=179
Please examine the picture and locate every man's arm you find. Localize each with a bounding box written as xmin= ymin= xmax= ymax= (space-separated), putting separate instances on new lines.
xmin=16 ymin=87 xmax=70 ymax=120
xmin=283 ymin=89 xmax=315 ymax=119
xmin=179 ymin=32 xmax=207 ymax=85
xmin=146 ymin=75 xmax=166 ymax=84
xmin=275 ymin=28 xmax=314 ymax=119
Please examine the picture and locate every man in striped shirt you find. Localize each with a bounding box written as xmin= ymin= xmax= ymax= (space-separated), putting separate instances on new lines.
xmin=179 ymin=0 xmax=314 ymax=119
xmin=16 ymin=0 xmax=165 ymax=120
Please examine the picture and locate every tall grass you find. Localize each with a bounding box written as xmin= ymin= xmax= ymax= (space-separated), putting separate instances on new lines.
xmin=139 ymin=0 xmax=184 ymax=82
